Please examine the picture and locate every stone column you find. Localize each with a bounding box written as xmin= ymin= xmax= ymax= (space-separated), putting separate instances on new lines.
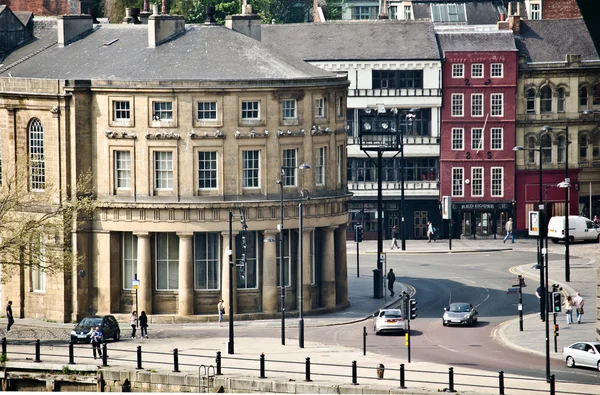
xmin=321 ymin=226 xmax=337 ymax=309
xmin=262 ymin=231 xmax=278 ymax=313
xmin=300 ymin=228 xmax=314 ymax=312
xmin=71 ymin=231 xmax=91 ymax=322
xmin=335 ymin=225 xmax=349 ymax=306
xmin=177 ymin=233 xmax=194 ymax=316
xmin=135 ymin=232 xmax=152 ymax=314
xmin=96 ymin=231 xmax=112 ymax=314
xmin=221 ymin=231 xmax=238 ymax=315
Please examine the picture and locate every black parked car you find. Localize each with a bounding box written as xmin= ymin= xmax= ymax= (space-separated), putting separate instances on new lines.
xmin=70 ymin=315 xmax=121 ymax=343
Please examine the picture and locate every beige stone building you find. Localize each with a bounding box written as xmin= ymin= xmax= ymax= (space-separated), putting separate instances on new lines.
xmin=0 ymin=10 xmax=350 ymax=322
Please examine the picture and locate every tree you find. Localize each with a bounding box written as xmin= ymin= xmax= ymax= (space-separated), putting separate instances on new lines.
xmin=0 ymin=162 xmax=95 ymax=283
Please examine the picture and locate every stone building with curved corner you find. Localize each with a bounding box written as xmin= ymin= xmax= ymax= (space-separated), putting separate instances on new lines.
xmin=0 ymin=9 xmax=350 ymax=322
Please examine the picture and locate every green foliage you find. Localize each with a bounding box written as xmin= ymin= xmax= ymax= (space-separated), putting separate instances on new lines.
xmin=0 ymin=353 xmax=7 ymax=363
xmin=61 ymin=365 xmax=72 ymax=375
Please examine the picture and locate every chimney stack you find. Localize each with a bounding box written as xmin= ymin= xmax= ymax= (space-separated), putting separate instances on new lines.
xmin=225 ymin=5 xmax=262 ymax=41
xmin=57 ymin=15 xmax=93 ymax=47
xmin=148 ymin=14 xmax=185 ymax=47
xmin=508 ymin=14 xmax=520 ymax=34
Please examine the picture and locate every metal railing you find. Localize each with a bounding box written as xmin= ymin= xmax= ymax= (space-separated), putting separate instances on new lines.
xmin=348 ymin=88 xmax=442 ymax=97
xmin=0 ymin=337 xmax=595 ymax=395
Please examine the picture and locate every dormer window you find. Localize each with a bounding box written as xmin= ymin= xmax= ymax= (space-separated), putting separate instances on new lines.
xmin=431 ymin=3 xmax=466 ymax=22
xmin=530 ymin=3 xmax=541 ymax=20
xmin=404 ymin=4 xmax=412 ymax=20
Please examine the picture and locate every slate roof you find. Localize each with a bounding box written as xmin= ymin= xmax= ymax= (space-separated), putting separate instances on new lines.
xmin=516 ymin=19 xmax=599 ymax=63
xmin=0 ymin=19 xmax=57 ymax=69
xmin=14 ymin=11 xmax=33 ymax=27
xmin=437 ymin=31 xmax=517 ymax=53
xmin=0 ymin=23 xmax=339 ymax=82
xmin=413 ymin=1 xmax=504 ymax=25
xmin=261 ymin=20 xmax=440 ymax=61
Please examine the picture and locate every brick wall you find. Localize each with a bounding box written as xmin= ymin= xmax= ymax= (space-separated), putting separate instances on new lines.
xmin=0 ymin=0 xmax=79 ymax=16
xmin=543 ymin=0 xmax=582 ymax=19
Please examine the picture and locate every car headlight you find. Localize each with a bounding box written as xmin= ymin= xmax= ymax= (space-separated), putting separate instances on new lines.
xmin=70 ymin=330 xmax=77 ymax=335
xmin=443 ymin=313 xmax=448 ymax=319
xmin=463 ymin=313 xmax=471 ymax=319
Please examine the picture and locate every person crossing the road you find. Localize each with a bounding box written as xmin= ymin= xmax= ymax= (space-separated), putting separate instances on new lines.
xmin=387 ymin=268 xmax=396 ymax=297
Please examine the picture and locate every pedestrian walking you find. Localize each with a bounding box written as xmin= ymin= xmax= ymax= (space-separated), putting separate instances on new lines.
xmin=129 ymin=310 xmax=137 ymax=338
xmin=573 ymin=292 xmax=584 ymax=323
xmin=6 ymin=301 xmax=14 ymax=332
xmin=89 ymin=326 xmax=103 ymax=359
xmin=427 ymin=221 xmax=435 ymax=243
xmin=390 ymin=226 xmax=399 ymax=249
xmin=139 ymin=311 xmax=148 ymax=338
xmin=503 ymin=218 xmax=513 ymax=244
xmin=218 ymin=299 xmax=225 ymax=327
xmin=387 ymin=268 xmax=396 ymax=297
xmin=565 ymin=295 xmax=573 ymax=324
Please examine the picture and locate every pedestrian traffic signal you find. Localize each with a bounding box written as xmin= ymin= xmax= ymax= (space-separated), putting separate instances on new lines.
xmin=552 ymin=292 xmax=562 ymax=313
xmin=554 ymin=324 xmax=559 ymax=337
xmin=409 ymin=299 xmax=417 ymax=320
xmin=354 ymin=225 xmax=364 ymax=242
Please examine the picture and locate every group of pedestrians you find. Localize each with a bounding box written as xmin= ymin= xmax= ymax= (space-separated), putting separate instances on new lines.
xmin=128 ymin=310 xmax=149 ymax=339
xmin=564 ymin=292 xmax=585 ymax=324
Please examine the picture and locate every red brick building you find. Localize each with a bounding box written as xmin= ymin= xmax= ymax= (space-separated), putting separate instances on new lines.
xmin=0 ymin=0 xmax=81 ymax=16
xmin=438 ymin=30 xmax=518 ymax=239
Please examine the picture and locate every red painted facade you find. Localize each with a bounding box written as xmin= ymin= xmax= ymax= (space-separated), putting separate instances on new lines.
xmin=0 ymin=0 xmax=78 ymax=16
xmin=439 ymin=49 xmax=518 ymax=237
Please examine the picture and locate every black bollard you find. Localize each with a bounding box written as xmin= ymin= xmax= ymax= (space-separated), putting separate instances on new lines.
xmin=499 ymin=371 xmax=504 ymax=395
xmin=215 ymin=351 xmax=222 ymax=375
xmin=136 ymin=346 xmax=143 ymax=369
xmin=351 ymin=360 xmax=358 ymax=385
xmin=102 ymin=343 xmax=108 ymax=367
xmin=173 ymin=348 xmax=180 ymax=372
xmin=69 ymin=341 xmax=75 ymax=365
xmin=2 ymin=337 xmax=6 ymax=356
xmin=399 ymin=364 xmax=406 ymax=389
xmin=549 ymin=374 xmax=555 ymax=395
xmin=259 ymin=353 xmax=266 ymax=379
xmin=305 ymin=357 xmax=312 ymax=382
xmin=363 ymin=326 xmax=367 ymax=356
xmin=448 ymin=367 xmax=455 ymax=392
xmin=34 ymin=339 xmax=41 ymax=362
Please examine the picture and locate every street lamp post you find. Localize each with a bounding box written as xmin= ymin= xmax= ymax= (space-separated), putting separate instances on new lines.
xmin=276 ymin=167 xmax=286 ymax=345
xmin=227 ymin=210 xmax=234 ymax=354
xmin=401 ymin=108 xmax=419 ymax=251
xmin=298 ymin=163 xmax=311 ymax=349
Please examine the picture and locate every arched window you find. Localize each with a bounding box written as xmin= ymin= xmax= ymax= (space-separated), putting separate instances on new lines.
xmin=540 ymin=86 xmax=552 ymax=113
xmin=579 ymin=135 xmax=588 ymax=162
xmin=579 ymin=86 xmax=588 ymax=107
xmin=594 ymin=135 xmax=600 ymax=161
xmin=557 ymin=88 xmax=566 ymax=113
xmin=557 ymin=136 xmax=566 ymax=164
xmin=526 ymin=89 xmax=536 ymax=114
xmin=28 ymin=118 xmax=45 ymax=191
xmin=527 ymin=137 xmax=536 ymax=164
xmin=594 ymin=84 xmax=600 ymax=106
xmin=540 ymin=134 xmax=552 ymax=164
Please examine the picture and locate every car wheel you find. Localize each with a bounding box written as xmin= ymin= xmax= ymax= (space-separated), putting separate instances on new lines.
xmin=442 ymin=320 xmax=447 ymax=327
xmin=597 ymin=235 xmax=600 ymax=244
xmin=114 ymin=330 xmax=120 ymax=341
xmin=566 ymin=356 xmax=575 ymax=368
xmin=551 ymin=238 xmax=559 ymax=244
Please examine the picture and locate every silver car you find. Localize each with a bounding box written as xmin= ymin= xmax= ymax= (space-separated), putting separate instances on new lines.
xmin=373 ymin=309 xmax=407 ymax=335
xmin=442 ymin=303 xmax=478 ymax=326
xmin=563 ymin=342 xmax=600 ymax=371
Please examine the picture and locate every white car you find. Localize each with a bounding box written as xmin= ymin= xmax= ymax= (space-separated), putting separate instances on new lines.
xmin=373 ymin=309 xmax=407 ymax=335
xmin=562 ymin=341 xmax=600 ymax=371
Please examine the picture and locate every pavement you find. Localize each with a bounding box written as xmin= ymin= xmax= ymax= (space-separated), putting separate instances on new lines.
xmin=0 ymin=237 xmax=597 ymax=394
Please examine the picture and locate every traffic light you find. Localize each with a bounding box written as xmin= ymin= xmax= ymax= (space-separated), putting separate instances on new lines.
xmin=409 ymin=299 xmax=418 ymax=320
xmin=405 ymin=332 xmax=409 ymax=346
xmin=552 ymin=292 xmax=562 ymax=313
xmin=354 ymin=225 xmax=363 ymax=242
xmin=554 ymin=324 xmax=559 ymax=337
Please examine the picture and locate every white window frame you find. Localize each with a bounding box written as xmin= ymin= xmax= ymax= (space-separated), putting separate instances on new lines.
xmin=241 ymin=100 xmax=260 ymax=121
xmin=471 ymin=93 xmax=484 ymax=117
xmin=530 ymin=3 xmax=541 ymax=19
xmin=242 ymin=150 xmax=260 ymax=188
xmin=122 ymin=232 xmax=138 ymax=290
xmin=471 ymin=128 xmax=484 ymax=151
xmin=282 ymin=99 xmax=297 ymax=120
xmin=154 ymin=151 xmax=174 ymax=190
xmin=198 ymin=151 xmax=218 ymax=190
xmin=113 ymin=100 xmax=131 ymax=121
xmin=283 ymin=149 xmax=298 ymax=187
xmin=315 ymin=98 xmax=325 ymax=118
xmin=452 ymin=167 xmax=464 ymax=197
xmin=491 ymin=63 xmax=504 ymax=78
xmin=404 ymin=4 xmax=412 ymax=19
xmin=197 ymin=101 xmax=217 ymax=121
xmin=471 ymin=64 xmax=483 ymax=78
xmin=451 ymin=93 xmax=464 ymax=117
xmin=194 ymin=232 xmax=220 ymax=290
xmin=491 ymin=93 xmax=504 ymax=117
xmin=491 ymin=128 xmax=503 ymax=150
xmin=491 ymin=167 xmax=504 ymax=197
xmin=315 ymin=147 xmax=326 ymax=186
xmin=115 ymin=150 xmax=131 ymax=190
xmin=471 ymin=167 xmax=484 ymax=197
xmin=155 ymin=232 xmax=179 ymax=291
xmin=29 ymin=118 xmax=45 ymax=191
xmin=152 ymin=101 xmax=173 ymax=121
xmin=451 ymin=128 xmax=464 ymax=150
xmin=452 ymin=64 xmax=464 ymax=78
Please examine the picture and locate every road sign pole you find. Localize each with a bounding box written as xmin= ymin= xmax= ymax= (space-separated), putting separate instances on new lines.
xmin=133 ymin=276 xmax=140 ymax=330
xmin=518 ymin=276 xmax=523 ymax=332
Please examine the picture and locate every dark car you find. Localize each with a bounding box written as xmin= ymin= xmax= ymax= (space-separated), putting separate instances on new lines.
xmin=70 ymin=315 xmax=121 ymax=343
xmin=442 ymin=303 xmax=478 ymax=326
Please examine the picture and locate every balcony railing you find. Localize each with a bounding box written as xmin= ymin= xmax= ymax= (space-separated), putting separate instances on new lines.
xmin=349 ymin=88 xmax=442 ymax=97
xmin=349 ymin=181 xmax=439 ymax=191
xmin=349 ymin=135 xmax=439 ymax=146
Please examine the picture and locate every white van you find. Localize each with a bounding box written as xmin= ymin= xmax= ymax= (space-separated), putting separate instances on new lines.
xmin=547 ymin=216 xmax=600 ymax=243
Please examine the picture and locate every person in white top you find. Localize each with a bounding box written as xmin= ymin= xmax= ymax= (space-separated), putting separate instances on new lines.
xmin=572 ymin=292 xmax=584 ymax=324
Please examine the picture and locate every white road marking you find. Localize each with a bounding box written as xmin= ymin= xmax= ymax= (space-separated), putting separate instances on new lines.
xmin=438 ymin=344 xmax=457 ymax=353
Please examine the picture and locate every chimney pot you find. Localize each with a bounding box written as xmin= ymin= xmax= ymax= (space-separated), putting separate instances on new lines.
xmin=205 ymin=6 xmax=216 ymax=24
xmin=500 ymin=13 xmax=506 ymax=21
xmin=152 ymin=4 xmax=159 ymax=15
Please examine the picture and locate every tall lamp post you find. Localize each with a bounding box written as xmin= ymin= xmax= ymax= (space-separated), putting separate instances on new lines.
xmin=276 ymin=167 xmax=286 ymax=345
xmin=401 ymin=108 xmax=419 ymax=250
xmin=541 ymin=125 xmax=571 ymax=283
xmin=227 ymin=210 xmax=235 ymax=354
xmin=298 ymin=163 xmax=311 ymax=349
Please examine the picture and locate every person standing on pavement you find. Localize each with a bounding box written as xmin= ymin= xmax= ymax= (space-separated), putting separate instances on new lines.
xmin=218 ymin=299 xmax=225 ymax=327
xmin=573 ymin=292 xmax=584 ymax=323
xmin=129 ymin=310 xmax=137 ymax=338
xmin=387 ymin=268 xmax=396 ymax=297
xmin=565 ymin=295 xmax=573 ymax=324
xmin=427 ymin=221 xmax=434 ymax=243
xmin=6 ymin=301 xmax=14 ymax=332
xmin=390 ymin=226 xmax=400 ymax=250
xmin=503 ymin=218 xmax=513 ymax=244
xmin=139 ymin=311 xmax=148 ymax=338
xmin=89 ymin=326 xmax=103 ymax=359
